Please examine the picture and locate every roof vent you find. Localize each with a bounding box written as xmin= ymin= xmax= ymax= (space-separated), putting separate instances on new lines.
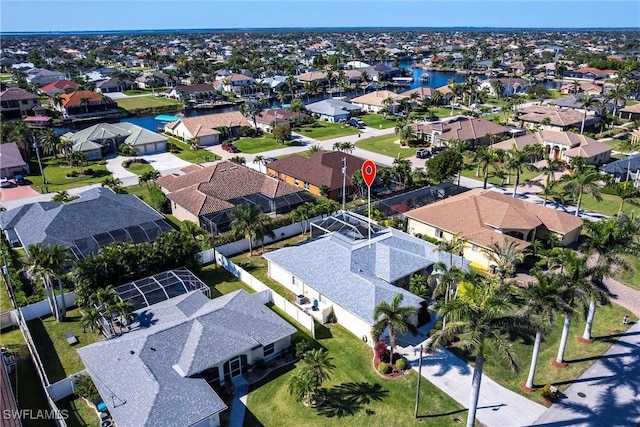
xmin=130 ymin=350 xmax=135 ymax=355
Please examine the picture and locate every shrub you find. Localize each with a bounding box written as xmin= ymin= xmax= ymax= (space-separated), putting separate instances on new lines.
xmin=66 ymin=171 xmax=78 ymax=178
xmin=74 ymin=374 xmax=99 ymax=401
xmin=434 ymin=321 xmax=443 ymax=330
xmin=540 ymin=384 xmax=561 ymax=402
xmin=395 ymin=358 xmax=407 ymax=370
xmin=84 ymin=168 xmax=94 ymax=176
xmin=294 ymin=339 xmax=310 ymax=359
xmin=98 ymin=160 xmax=107 ymax=165
xmin=429 ymin=328 xmax=438 ymax=337
xmin=378 ymin=362 xmax=391 ymax=374
xmin=149 ymin=185 xmax=169 ymax=212
xmin=325 ymin=311 xmax=336 ymax=324
xmin=374 ymin=339 xmax=390 ymax=363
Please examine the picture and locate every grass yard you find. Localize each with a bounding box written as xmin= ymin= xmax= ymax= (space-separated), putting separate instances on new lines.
xmin=56 ymin=396 xmax=99 ymax=427
xmin=356 ymin=134 xmax=417 ymax=159
xmin=124 ymin=161 xmax=156 ymax=175
xmin=0 ymin=328 xmax=54 ymax=427
xmin=230 ymin=235 xmax=310 ymax=303
xmin=166 ymin=136 xmax=218 ymax=163
xmin=459 ymin=163 xmax=540 ymax=189
xmin=430 ymin=107 xmax=465 ymax=118
xmin=449 ymin=303 xmax=635 ymax=403
xmin=116 ymin=95 xmax=181 ymax=112
xmin=295 ymin=121 xmax=360 ymax=141
xmin=123 ymin=89 xmax=156 ymax=96
xmin=235 ymin=134 xmax=289 ymax=154
xmin=616 ymin=254 xmax=640 ymax=290
xmin=27 ymin=307 xmax=102 ymax=383
xmin=29 ymin=158 xmax=111 ymax=194
xmin=196 ymin=263 xmax=255 ymax=298
xmin=245 ymin=323 xmax=468 ymax=426
xmin=1 ymin=278 xmax=13 ymax=311
xmin=359 ymin=114 xmax=399 ymax=129
xmin=568 ymin=193 xmax=633 ymax=217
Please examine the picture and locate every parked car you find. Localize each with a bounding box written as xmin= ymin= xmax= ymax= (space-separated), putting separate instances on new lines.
xmin=264 ymin=157 xmax=277 ymax=164
xmin=416 ymin=149 xmax=431 ymax=159
xmin=347 ymin=118 xmax=364 ymax=129
xmin=0 ymin=177 xmax=11 ymax=188
xmin=14 ymin=174 xmax=27 ymax=185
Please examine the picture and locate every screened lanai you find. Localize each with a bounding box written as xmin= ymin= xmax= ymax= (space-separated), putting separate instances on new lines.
xmin=115 ymin=268 xmax=211 ymax=310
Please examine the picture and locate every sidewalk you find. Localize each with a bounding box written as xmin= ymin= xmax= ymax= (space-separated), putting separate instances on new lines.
xmin=228 ymin=375 xmax=249 ymax=427
xmin=403 ymin=343 xmax=547 ymax=427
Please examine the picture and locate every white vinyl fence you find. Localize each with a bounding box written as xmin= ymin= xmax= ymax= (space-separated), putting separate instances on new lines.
xmin=20 ymin=292 xmax=75 ymax=321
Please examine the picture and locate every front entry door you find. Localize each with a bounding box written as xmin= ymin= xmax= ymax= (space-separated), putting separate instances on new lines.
xmin=229 ymin=356 xmax=242 ymax=378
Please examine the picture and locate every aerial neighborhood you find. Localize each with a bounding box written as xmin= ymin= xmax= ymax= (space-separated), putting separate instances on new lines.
xmin=0 ymin=17 xmax=639 ymax=427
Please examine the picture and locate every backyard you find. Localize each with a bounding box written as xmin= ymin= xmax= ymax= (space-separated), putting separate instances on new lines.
xmin=295 ymin=121 xmax=360 ymax=140
xmin=355 ymin=134 xmax=417 ymax=159
xmin=358 ymin=113 xmax=398 ymax=129
xmin=56 ymin=395 xmax=99 ymax=427
xmin=29 ymin=158 xmax=112 ymax=193
xmin=245 ymin=322 xmax=468 ymax=426
xmin=116 ymin=95 xmax=181 ymax=112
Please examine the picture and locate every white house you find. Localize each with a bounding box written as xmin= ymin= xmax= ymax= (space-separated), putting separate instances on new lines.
xmin=164 ymin=111 xmax=250 ymax=146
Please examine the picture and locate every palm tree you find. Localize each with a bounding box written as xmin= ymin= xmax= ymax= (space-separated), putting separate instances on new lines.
xmin=101 ymin=176 xmax=122 ymax=190
xmin=371 ymin=293 xmax=418 ymax=365
xmin=39 ymin=129 xmax=60 ymax=157
xmin=609 ymin=181 xmax=640 ymax=215
xmin=230 ymin=203 xmax=271 ymax=255
xmin=24 ymin=243 xmax=71 ymax=321
xmin=79 ymin=97 xmax=91 ymax=114
xmin=605 ymin=83 xmax=628 ymax=129
xmin=306 ymin=144 xmax=322 ymax=156
xmin=427 ymin=277 xmax=534 ymax=427
xmin=291 ymin=202 xmax=316 ymax=235
xmin=253 ymin=155 xmax=265 ymax=168
xmin=396 ymin=125 xmax=415 ymax=146
xmin=288 ymin=369 xmax=315 ymax=404
xmin=472 ymin=146 xmax=495 ymax=189
xmin=504 ymin=147 xmax=533 ymax=197
xmin=298 ymin=348 xmax=336 ymax=402
xmin=179 ymin=221 xmax=210 ymax=247
xmin=483 ymin=237 xmax=525 ymax=280
xmin=80 ymin=308 xmax=102 ymax=333
xmin=562 ymin=166 xmax=603 ymax=217
xmin=579 ymin=93 xmax=600 ymax=135
xmin=392 ymin=158 xmax=412 ymax=189
xmin=519 ymin=270 xmax=572 ymax=390
xmin=434 ymin=233 xmax=467 ymax=270
xmin=490 ymin=80 xmax=504 ymax=99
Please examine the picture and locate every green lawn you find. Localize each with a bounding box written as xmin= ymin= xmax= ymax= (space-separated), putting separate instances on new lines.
xmin=124 ymin=161 xmax=156 ymax=176
xmin=0 ymin=73 xmax=13 ymax=82
xmin=235 ymin=134 xmax=289 ymax=154
xmin=116 ymin=96 xmax=181 ymax=112
xmin=616 ymin=254 xmax=640 ymax=290
xmin=27 ymin=307 xmax=102 ymax=383
xmin=1 ymin=278 xmax=13 ymax=311
xmin=355 ymin=134 xmax=417 ymax=159
xmin=570 ymin=193 xmax=634 ymax=217
xmin=0 ymin=328 xmax=54 ymax=427
xmin=196 ymin=263 xmax=255 ymax=298
xmin=123 ymin=89 xmax=156 ymax=96
xmin=450 ymin=303 xmax=635 ymax=403
xmin=430 ymin=107 xmax=465 ymax=118
xmin=295 ymin=122 xmax=360 ymax=141
xmin=359 ymin=114 xmax=399 ymax=129
xmin=459 ymin=163 xmax=540 ymax=189
xmin=230 ymin=235 xmax=310 ymax=303
xmin=246 ymin=323 xmax=468 ymax=426
xmin=166 ymin=135 xmax=218 ymax=163
xmin=56 ymin=396 xmax=99 ymax=427
xmin=29 ymin=158 xmax=112 ymax=194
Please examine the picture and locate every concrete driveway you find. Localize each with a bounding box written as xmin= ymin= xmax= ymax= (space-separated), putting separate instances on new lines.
xmin=140 ymin=152 xmax=192 ymax=176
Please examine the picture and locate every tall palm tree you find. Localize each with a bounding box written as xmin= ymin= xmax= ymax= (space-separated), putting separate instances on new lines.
xmin=298 ymin=348 xmax=336 ymax=401
xmin=609 ymin=181 xmax=640 ymax=215
xmin=371 ymin=293 xmax=418 ymax=365
xmin=578 ymin=93 xmax=600 ymax=135
xmin=519 ymin=270 xmax=572 ymax=390
xmin=562 ymin=166 xmax=603 ymax=217
xmin=230 ymin=203 xmax=271 ymax=255
xmin=504 ymin=147 xmax=533 ymax=197
xmin=605 ymin=82 xmax=628 ymax=128
xmin=291 ymin=202 xmax=316 ymax=235
xmin=472 ymin=146 xmax=495 ymax=189
xmin=80 ymin=308 xmax=102 ymax=333
xmin=434 ymin=233 xmax=468 ymax=270
xmin=428 ymin=277 xmax=534 ymax=427
xmin=25 ymin=243 xmax=71 ymax=321
xmin=483 ymin=237 xmax=525 ymax=280
xmin=392 ymin=158 xmax=412 ymax=189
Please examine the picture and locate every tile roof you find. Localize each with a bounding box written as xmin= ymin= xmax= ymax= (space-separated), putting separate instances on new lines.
xmin=351 ymin=90 xmax=407 ymax=107
xmin=157 ymin=162 xmax=307 ymax=216
xmin=493 ymin=130 xmax=611 ymax=159
xmin=60 ymin=90 xmax=108 ymax=108
xmin=412 ymin=116 xmax=510 ymax=143
xmin=168 ymin=112 xmax=250 ymax=137
xmin=40 ymin=79 xmax=80 ymax=93
xmin=516 ymin=105 xmax=589 ymax=127
xmin=405 ymin=189 xmax=583 ymax=250
xmin=268 ymin=150 xmax=366 ymax=190
xmin=78 ymin=289 xmax=295 ymax=427
xmin=0 ymin=143 xmax=27 ymax=169
xmin=263 ymin=216 xmax=461 ymax=324
xmin=255 ymin=108 xmax=309 ymax=125
xmin=0 ymin=87 xmax=40 ymax=101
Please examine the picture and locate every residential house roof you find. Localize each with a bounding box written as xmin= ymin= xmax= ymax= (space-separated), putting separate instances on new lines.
xmin=39 ymin=80 xmax=80 ymax=94
xmin=351 ymin=90 xmax=406 ymax=107
xmin=227 ymin=73 xmax=254 ymax=82
xmin=64 ymin=122 xmax=167 ymax=148
xmin=157 ymin=162 xmax=308 ymax=216
xmin=601 ymin=154 xmax=640 ymax=175
xmin=268 ymin=150 xmax=366 ymax=191
xmin=166 ymin=112 xmax=250 ymax=138
xmin=412 ymin=116 xmax=510 ymax=143
xmin=296 ymin=71 xmax=327 ymax=82
xmin=405 ymin=189 xmax=583 ymax=250
xmin=59 ymin=90 xmax=108 ymax=108
xmin=0 ymin=87 xmax=40 ymax=101
xmin=399 ymin=86 xmax=440 ymax=102
xmin=516 ymin=105 xmax=595 ymax=128
xmin=0 ymin=187 xmax=169 ymax=256
xmin=174 ymin=83 xmax=217 ymax=95
xmin=0 ymin=143 xmax=27 ymax=169
xmin=78 ymin=289 xmax=295 ymax=427
xmin=493 ymin=130 xmax=612 ymax=159
xmin=254 ymin=108 xmax=309 ymax=126
xmin=305 ymin=98 xmax=361 ymax=117
xmin=620 ymin=103 xmax=640 ymax=114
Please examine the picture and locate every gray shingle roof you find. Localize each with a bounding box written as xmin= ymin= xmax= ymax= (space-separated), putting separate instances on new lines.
xmin=78 ymin=289 xmax=295 ymax=427
xmin=0 ymin=187 xmax=167 ymax=253
xmin=305 ymin=99 xmax=361 ymax=117
xmin=264 ymin=221 xmax=465 ymax=324
xmin=0 ymin=143 xmax=27 ymax=170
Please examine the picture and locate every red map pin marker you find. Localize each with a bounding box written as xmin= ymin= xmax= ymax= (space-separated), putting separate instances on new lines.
xmin=361 ymin=160 xmax=377 ymax=187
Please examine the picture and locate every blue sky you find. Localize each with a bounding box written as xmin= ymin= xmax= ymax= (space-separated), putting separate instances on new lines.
xmin=1 ymin=1 xmax=639 ymax=32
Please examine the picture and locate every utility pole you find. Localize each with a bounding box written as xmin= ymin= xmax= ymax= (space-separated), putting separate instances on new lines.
xmin=32 ymin=137 xmax=47 ymax=185
xmin=341 ymin=157 xmax=347 ymax=210
xmin=414 ymin=344 xmax=423 ymax=418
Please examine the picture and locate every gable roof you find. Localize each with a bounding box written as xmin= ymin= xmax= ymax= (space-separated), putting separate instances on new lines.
xmin=264 ymin=212 xmax=463 ymax=324
xmin=60 ymin=90 xmax=109 ymax=108
xmin=267 ymin=150 xmax=366 ymax=190
xmin=405 ymin=189 xmax=583 ymax=250
xmin=40 ymin=80 xmax=80 ymax=93
xmin=0 ymin=87 xmax=40 ymax=101
xmin=0 ymin=143 xmax=27 ymax=169
xmin=351 ymin=90 xmax=406 ymax=107
xmin=157 ymin=162 xmax=309 ymax=216
xmin=78 ymin=289 xmax=295 ymax=427
xmin=0 ymin=187 xmax=170 ymax=257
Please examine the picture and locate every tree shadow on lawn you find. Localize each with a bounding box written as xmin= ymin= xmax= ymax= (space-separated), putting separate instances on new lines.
xmin=26 ymin=318 xmax=67 ymax=383
xmin=316 ymin=382 xmax=389 ymax=418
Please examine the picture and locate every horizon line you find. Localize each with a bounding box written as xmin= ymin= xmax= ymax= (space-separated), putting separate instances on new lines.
xmin=2 ymin=25 xmax=639 ymax=35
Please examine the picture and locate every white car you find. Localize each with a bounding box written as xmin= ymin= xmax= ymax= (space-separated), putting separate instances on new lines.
xmin=0 ymin=177 xmax=11 ymax=188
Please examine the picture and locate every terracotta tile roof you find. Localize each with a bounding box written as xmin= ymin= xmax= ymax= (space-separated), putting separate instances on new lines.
xmin=412 ymin=116 xmax=510 ymax=143
xmin=158 ymin=162 xmax=305 ymax=216
xmin=170 ymin=112 xmax=250 ymax=137
xmin=620 ymin=104 xmax=640 ymax=113
xmin=0 ymin=87 xmax=40 ymax=101
xmin=297 ymin=71 xmax=327 ymax=82
xmin=400 ymin=86 xmax=439 ymax=101
xmin=494 ymin=130 xmax=611 ymax=159
xmin=405 ymin=189 xmax=582 ymax=250
xmin=517 ymin=105 xmax=585 ymax=127
xmin=40 ymin=79 xmax=80 ymax=93
xmin=351 ymin=90 xmax=407 ymax=107
xmin=60 ymin=90 xmax=106 ymax=107
xmin=268 ymin=151 xmax=366 ymax=190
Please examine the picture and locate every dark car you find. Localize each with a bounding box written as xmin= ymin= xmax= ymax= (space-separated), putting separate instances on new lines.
xmin=416 ymin=149 xmax=431 ymax=159
xmin=347 ymin=118 xmax=365 ymax=129
xmin=14 ymin=175 xmax=27 ymax=185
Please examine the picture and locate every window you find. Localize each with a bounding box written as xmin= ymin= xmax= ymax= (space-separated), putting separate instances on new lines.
xmin=263 ymin=343 xmax=274 ymax=357
xmin=304 ymin=182 xmax=309 ymax=190
xmin=435 ymin=229 xmax=443 ymax=238
xmin=294 ymin=179 xmax=299 ymax=186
